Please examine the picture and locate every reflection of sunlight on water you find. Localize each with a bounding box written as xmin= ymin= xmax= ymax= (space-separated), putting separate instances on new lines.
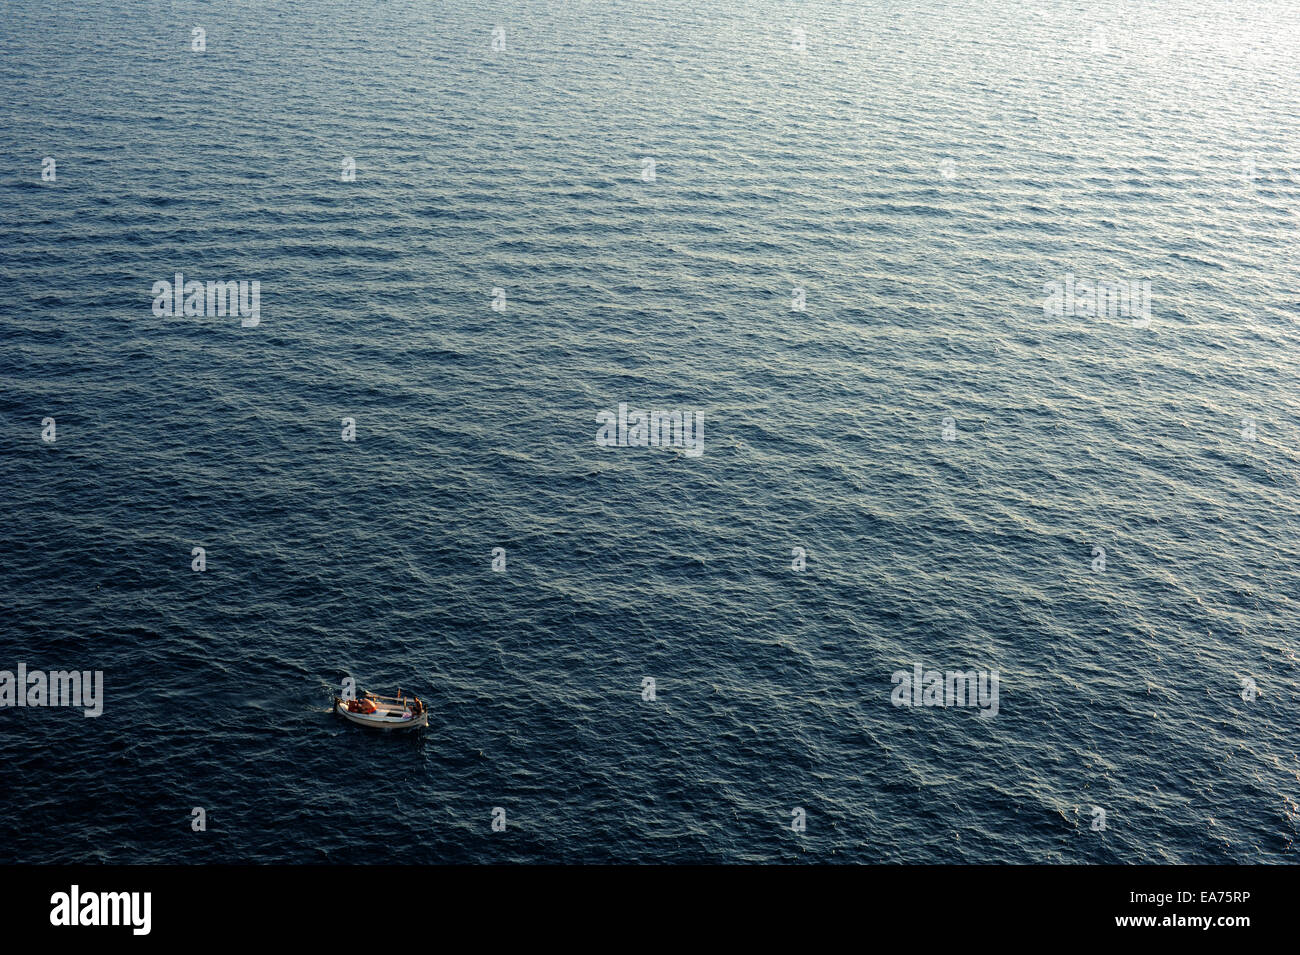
xmin=1283 ymin=794 xmax=1298 ymax=854
xmin=612 ymin=181 xmax=667 ymax=215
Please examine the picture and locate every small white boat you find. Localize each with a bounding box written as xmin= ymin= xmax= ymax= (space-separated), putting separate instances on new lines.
xmin=333 ymin=691 xmax=428 ymax=731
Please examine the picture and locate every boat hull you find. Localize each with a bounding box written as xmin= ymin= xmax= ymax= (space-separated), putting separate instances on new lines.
xmin=334 ymin=699 xmax=428 ymax=731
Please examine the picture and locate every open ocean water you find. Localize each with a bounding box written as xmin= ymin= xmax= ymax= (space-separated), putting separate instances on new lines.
xmin=1 ymin=0 xmax=1298 ymax=864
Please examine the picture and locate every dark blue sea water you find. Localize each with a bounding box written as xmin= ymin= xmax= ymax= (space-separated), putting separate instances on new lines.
xmin=2 ymin=0 xmax=1298 ymax=863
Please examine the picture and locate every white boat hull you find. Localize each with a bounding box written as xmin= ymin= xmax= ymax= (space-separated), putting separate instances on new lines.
xmin=334 ymin=699 xmax=428 ymax=731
